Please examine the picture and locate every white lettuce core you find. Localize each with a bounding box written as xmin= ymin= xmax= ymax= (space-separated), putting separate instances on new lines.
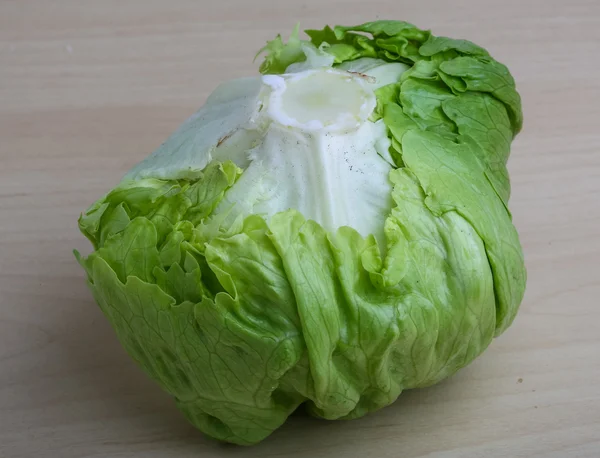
xmin=263 ymin=69 xmax=376 ymax=132
xmin=124 ymin=61 xmax=409 ymax=245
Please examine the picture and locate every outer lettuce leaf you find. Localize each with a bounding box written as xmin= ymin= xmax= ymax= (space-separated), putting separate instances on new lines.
xmin=77 ymin=162 xmax=305 ymax=445
xmin=123 ymin=78 xmax=262 ymax=182
xmin=398 ymin=132 xmax=525 ymax=333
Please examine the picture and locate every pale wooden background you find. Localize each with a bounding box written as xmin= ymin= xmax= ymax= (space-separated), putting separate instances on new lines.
xmin=1 ymin=1 xmax=599 ymax=457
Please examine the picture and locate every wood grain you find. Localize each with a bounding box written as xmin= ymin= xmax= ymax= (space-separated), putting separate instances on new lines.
xmin=1 ymin=1 xmax=599 ymax=457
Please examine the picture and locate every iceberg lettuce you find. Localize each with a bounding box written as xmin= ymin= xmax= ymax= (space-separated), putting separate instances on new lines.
xmin=76 ymin=20 xmax=525 ymax=445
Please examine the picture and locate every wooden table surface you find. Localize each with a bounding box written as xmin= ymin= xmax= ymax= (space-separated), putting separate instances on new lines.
xmin=2 ymin=1 xmax=599 ymax=457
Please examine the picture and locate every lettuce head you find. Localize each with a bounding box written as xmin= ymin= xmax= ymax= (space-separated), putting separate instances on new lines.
xmin=75 ymin=20 xmax=526 ymax=445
